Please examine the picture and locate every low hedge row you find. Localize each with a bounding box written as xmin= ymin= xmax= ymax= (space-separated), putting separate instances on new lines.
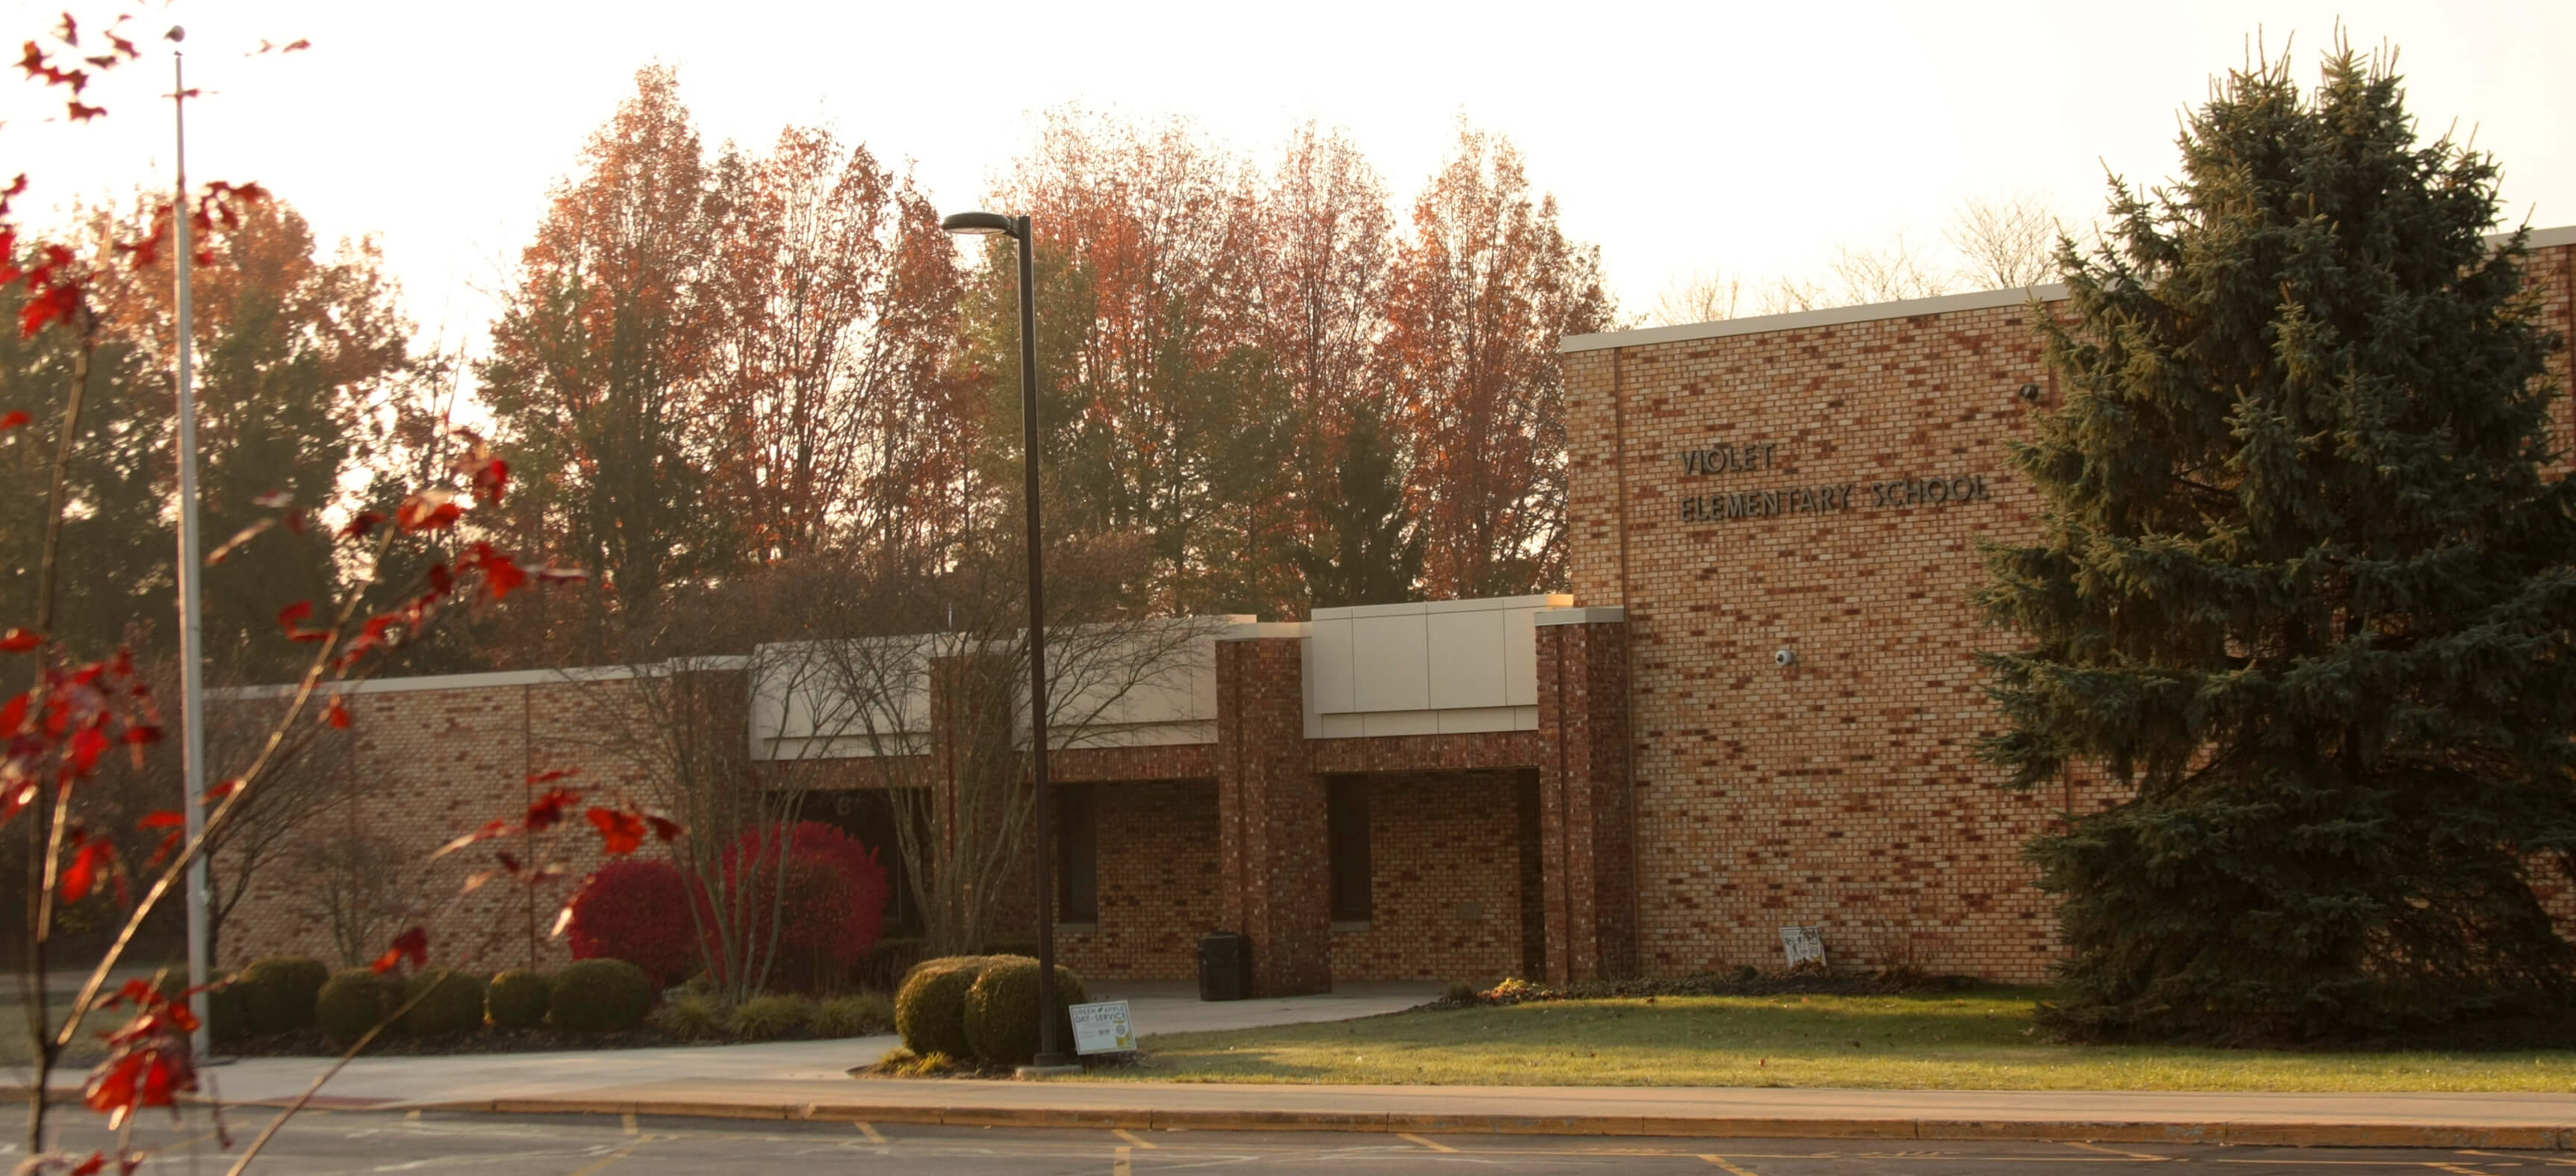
xmin=169 ymin=955 xmax=664 ymax=1044
xmin=652 ymin=991 xmax=895 ymax=1042
xmin=894 ymin=954 xmax=1086 ymax=1068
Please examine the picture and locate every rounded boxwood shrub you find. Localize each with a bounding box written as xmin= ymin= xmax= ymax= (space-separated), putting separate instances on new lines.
xmin=315 ymin=969 xmax=399 ymax=1045
xmin=962 ymin=956 xmax=1086 ymax=1068
xmin=549 ymin=958 xmax=654 ymax=1032
xmin=486 ymin=969 xmax=550 ymax=1030
xmin=396 ymin=971 xmax=489 ymax=1036
xmin=234 ymin=956 xmax=330 ymax=1034
xmin=895 ymin=955 xmax=991 ymax=1059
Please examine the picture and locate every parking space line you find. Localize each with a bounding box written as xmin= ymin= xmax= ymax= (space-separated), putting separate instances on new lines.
xmin=2065 ymin=1140 xmax=2167 ymax=1161
xmin=566 ymin=1142 xmax=642 ymax=1176
xmin=1698 ymin=1157 xmax=1763 ymax=1176
xmin=620 ymin=1112 xmax=637 ymax=1136
xmin=1114 ymin=1128 xmax=1157 ymax=1148
xmin=2423 ymin=1165 xmax=2495 ymax=1175
xmin=1398 ymin=1133 xmax=1459 ymax=1153
xmin=1113 ymin=1144 xmax=1131 ymax=1175
xmin=856 ymin=1121 xmax=887 ymax=1143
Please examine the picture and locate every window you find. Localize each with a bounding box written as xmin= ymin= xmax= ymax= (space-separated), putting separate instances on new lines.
xmin=1327 ymin=777 xmax=1372 ymax=922
xmin=1058 ymin=784 xmax=1098 ymax=923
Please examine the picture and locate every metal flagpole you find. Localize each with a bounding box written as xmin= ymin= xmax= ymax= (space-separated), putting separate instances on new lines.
xmin=170 ymin=38 xmax=212 ymax=1058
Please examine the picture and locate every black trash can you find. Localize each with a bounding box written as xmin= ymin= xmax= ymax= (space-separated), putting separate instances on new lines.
xmin=1197 ymin=931 xmax=1251 ymax=1001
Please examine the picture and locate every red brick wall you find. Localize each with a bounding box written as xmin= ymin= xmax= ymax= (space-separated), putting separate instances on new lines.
xmin=1536 ymin=619 xmax=1637 ymax=983
xmin=1057 ymin=780 xmax=1222 ymax=980
xmin=1331 ymin=771 xmax=1531 ymax=983
xmin=1215 ymin=636 xmax=1331 ymax=995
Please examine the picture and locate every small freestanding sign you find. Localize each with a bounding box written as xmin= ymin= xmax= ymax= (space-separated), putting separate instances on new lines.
xmin=1068 ymin=1000 xmax=1136 ymax=1055
xmin=1780 ymin=925 xmax=1826 ymax=969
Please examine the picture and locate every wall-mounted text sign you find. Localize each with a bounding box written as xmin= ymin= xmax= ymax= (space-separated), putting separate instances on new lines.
xmin=1676 ymin=444 xmax=1992 ymax=523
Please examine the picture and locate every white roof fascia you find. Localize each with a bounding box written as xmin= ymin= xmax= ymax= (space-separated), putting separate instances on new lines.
xmin=206 ymin=656 xmax=750 ymax=701
xmin=1559 ymin=285 xmax=2068 ymax=354
xmin=1564 ymin=223 xmax=2576 ymax=356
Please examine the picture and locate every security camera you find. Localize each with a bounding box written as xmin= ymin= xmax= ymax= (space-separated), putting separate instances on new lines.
xmin=2018 ymin=382 xmax=2042 ymax=402
xmin=1774 ymin=649 xmax=1797 ymax=668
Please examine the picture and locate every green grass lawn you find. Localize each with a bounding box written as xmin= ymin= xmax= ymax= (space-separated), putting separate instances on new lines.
xmin=1108 ymin=989 xmax=2576 ymax=1092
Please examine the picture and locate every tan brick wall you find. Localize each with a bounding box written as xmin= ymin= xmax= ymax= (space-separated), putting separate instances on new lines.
xmin=1564 ymin=243 xmax=2576 ymax=983
xmin=214 ymin=676 xmax=656 ymax=976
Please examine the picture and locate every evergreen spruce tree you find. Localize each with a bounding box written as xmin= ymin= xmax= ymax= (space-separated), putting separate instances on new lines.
xmin=1980 ymin=44 xmax=2576 ymax=1042
xmin=1297 ymin=405 xmax=1426 ymax=609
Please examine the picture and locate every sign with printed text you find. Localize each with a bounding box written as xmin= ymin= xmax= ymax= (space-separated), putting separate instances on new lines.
xmin=1781 ymin=926 xmax=1827 ymax=969
xmin=1069 ymin=1000 xmax=1135 ymax=1055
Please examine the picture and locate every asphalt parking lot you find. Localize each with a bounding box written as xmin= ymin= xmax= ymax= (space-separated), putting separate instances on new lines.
xmin=11 ymin=1109 xmax=2566 ymax=1174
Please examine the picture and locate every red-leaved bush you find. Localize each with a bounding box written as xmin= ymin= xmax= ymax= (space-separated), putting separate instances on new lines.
xmin=699 ymin=821 xmax=890 ymax=993
xmin=562 ymin=859 xmax=696 ymax=987
xmin=564 ymin=822 xmax=890 ymax=993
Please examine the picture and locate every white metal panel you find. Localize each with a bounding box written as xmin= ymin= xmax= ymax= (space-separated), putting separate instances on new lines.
xmin=1359 ymin=709 xmax=1437 ymax=737
xmin=1319 ymin=712 xmax=1364 ymax=738
xmin=1310 ymin=617 xmax=1357 ymax=714
xmin=1504 ymin=606 xmax=1540 ymax=706
xmin=1433 ymin=706 xmax=1519 ymax=734
xmin=1425 ymin=607 xmax=1507 ymax=710
xmin=1349 ymin=613 xmax=1430 ymax=712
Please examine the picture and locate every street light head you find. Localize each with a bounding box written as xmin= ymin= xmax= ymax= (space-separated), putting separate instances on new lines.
xmin=942 ymin=211 xmax=1018 ymax=238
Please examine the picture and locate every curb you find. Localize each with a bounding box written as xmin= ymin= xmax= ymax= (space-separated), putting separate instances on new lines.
xmin=417 ymin=1097 xmax=2574 ymax=1151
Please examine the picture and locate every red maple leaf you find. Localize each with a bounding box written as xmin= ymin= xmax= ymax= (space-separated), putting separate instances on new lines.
xmin=585 ymin=807 xmax=647 ymax=856
xmin=0 ymin=628 xmax=43 ymax=652
xmin=395 ymin=490 xmax=459 ymax=532
xmin=370 ymin=926 xmax=429 ymax=974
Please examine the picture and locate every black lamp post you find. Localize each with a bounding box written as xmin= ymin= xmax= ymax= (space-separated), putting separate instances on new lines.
xmin=941 ymin=209 xmax=1073 ymax=1072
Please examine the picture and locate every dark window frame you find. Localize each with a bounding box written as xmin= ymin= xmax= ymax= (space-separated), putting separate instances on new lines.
xmin=1058 ymin=783 xmax=1099 ymax=923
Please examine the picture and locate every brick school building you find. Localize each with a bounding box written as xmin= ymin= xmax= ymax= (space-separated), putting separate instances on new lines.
xmin=216 ymin=226 xmax=2576 ymax=993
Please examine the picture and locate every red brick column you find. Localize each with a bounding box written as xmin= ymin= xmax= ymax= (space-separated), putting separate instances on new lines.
xmin=1214 ymin=632 xmax=1331 ymax=996
xmin=1536 ymin=612 xmax=1637 ymax=983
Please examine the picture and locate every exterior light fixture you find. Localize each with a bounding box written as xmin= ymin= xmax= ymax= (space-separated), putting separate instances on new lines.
xmin=940 ymin=207 xmax=1074 ymax=1074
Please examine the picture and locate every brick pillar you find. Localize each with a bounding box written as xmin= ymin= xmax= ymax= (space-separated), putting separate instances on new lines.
xmin=1214 ymin=632 xmax=1330 ymax=996
xmin=1536 ymin=610 xmax=1637 ymax=983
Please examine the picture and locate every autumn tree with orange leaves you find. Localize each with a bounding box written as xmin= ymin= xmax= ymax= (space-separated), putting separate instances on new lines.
xmin=962 ymin=108 xmax=1297 ymax=617
xmin=1380 ymin=125 xmax=1613 ymax=599
xmin=703 ymin=126 xmax=963 ymax=567
xmin=479 ymin=66 xmax=730 ymax=639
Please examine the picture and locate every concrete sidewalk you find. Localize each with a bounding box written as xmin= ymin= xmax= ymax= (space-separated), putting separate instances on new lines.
xmin=7 ymin=980 xmax=1443 ymax=1109
xmin=16 ymin=979 xmax=2573 ymax=1151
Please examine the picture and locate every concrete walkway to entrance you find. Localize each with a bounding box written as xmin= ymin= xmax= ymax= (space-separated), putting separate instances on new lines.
xmin=5 ymin=981 xmax=1441 ymax=1109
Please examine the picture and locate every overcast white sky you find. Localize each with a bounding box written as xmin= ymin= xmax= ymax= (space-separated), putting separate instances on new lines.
xmin=10 ymin=0 xmax=2573 ymax=347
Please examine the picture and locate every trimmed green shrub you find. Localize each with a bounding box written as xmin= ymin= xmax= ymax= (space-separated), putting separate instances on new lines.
xmin=396 ymin=971 xmax=489 ymax=1036
xmin=652 ymin=994 xmax=726 ymax=1041
xmin=487 ymin=969 xmax=550 ymax=1030
xmin=314 ymin=970 xmax=399 ymax=1045
xmin=234 ymin=956 xmax=329 ymax=1033
xmin=894 ymin=955 xmax=991 ymax=1059
xmin=962 ymin=956 xmax=1086 ymax=1068
xmin=812 ymin=992 xmax=894 ymax=1039
xmin=730 ymin=995 xmax=810 ymax=1042
xmin=549 ymin=958 xmax=654 ymax=1032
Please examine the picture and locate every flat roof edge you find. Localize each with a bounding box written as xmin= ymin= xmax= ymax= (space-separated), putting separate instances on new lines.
xmin=1561 ymin=285 xmax=2068 ymax=353
xmin=1566 ymin=223 xmax=2576 ymax=355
